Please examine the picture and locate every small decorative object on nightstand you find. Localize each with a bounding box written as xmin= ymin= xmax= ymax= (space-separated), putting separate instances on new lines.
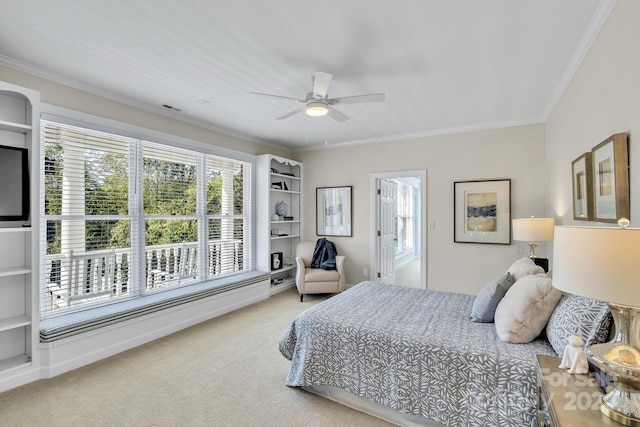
xmin=536 ymin=354 xmax=616 ymax=426
xmin=553 ymin=222 xmax=640 ymax=426
xmin=559 ymin=335 xmax=589 ymax=375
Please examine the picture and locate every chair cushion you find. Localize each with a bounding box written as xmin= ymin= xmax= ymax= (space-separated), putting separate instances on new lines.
xmin=304 ymin=268 xmax=339 ymax=282
xmin=296 ymin=242 xmax=316 ymax=267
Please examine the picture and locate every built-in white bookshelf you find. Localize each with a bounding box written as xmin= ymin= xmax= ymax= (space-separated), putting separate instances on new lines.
xmin=0 ymin=82 xmax=40 ymax=381
xmin=256 ymin=155 xmax=302 ymax=295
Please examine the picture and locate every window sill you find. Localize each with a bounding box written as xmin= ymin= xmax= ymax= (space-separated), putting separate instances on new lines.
xmin=40 ymin=271 xmax=269 ymax=343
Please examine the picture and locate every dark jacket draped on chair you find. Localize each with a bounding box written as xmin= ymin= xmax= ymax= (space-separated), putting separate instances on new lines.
xmin=311 ymin=238 xmax=337 ymax=270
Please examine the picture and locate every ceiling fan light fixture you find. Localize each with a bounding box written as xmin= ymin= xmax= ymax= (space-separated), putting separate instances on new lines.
xmin=305 ymin=102 xmax=329 ymax=117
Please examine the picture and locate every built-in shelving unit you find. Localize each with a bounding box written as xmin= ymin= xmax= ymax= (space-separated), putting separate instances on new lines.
xmin=257 ymin=155 xmax=302 ymax=295
xmin=0 ymin=82 xmax=40 ymax=386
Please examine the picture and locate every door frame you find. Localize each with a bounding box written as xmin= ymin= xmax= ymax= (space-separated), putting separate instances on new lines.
xmin=370 ymin=170 xmax=427 ymax=288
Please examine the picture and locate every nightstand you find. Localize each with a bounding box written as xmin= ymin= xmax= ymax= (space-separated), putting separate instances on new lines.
xmin=536 ymin=354 xmax=618 ymax=426
xmin=532 ymin=257 xmax=549 ymax=273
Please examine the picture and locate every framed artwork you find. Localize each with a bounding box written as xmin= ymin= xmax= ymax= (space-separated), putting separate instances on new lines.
xmin=271 ymin=252 xmax=283 ymax=270
xmin=591 ymin=133 xmax=629 ymax=223
xmin=316 ymin=186 xmax=352 ymax=236
xmin=454 ymin=179 xmax=511 ymax=244
xmin=571 ymin=152 xmax=594 ymax=221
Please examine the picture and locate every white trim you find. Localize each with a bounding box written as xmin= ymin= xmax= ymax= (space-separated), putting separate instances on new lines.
xmin=40 ymin=104 xmax=255 ymax=164
xmin=0 ymin=54 xmax=290 ymax=152
xmin=39 ymin=112 xmax=256 ymax=316
xmin=295 ymin=118 xmax=545 ymax=152
xmin=543 ymin=0 xmax=617 ymax=120
xmin=370 ymin=170 xmax=427 ymax=288
xmin=37 ymin=279 xmax=269 ymax=380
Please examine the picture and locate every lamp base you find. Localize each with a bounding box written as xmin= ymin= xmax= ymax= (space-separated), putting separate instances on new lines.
xmin=587 ymin=303 xmax=640 ymax=426
xmin=600 ymin=381 xmax=640 ymax=426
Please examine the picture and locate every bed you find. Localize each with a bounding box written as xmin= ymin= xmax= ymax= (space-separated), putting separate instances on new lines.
xmin=279 ymin=277 xmax=612 ymax=427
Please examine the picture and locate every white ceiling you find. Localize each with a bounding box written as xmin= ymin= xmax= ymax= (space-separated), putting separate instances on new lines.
xmin=0 ymin=0 xmax=613 ymax=152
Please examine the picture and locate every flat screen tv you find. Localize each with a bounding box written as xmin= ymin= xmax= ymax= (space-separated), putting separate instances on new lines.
xmin=0 ymin=144 xmax=29 ymax=221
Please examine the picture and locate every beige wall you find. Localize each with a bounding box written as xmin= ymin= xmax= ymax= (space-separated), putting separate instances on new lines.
xmin=5 ymin=0 xmax=635 ymax=296
xmin=298 ymin=124 xmax=547 ymax=294
xmin=547 ymin=0 xmax=640 ymax=253
xmin=0 ymin=65 xmax=291 ymax=158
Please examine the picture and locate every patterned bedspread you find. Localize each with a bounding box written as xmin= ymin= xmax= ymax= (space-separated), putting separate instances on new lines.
xmin=279 ymin=281 xmax=557 ymax=427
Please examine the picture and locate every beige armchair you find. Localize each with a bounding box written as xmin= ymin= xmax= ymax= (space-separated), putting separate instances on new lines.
xmin=295 ymin=241 xmax=346 ymax=302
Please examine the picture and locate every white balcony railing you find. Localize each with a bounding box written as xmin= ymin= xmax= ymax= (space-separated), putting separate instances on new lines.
xmin=44 ymin=239 xmax=243 ymax=311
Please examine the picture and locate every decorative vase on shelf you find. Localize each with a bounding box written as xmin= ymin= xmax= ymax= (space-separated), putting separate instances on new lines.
xmin=276 ymin=200 xmax=288 ymax=217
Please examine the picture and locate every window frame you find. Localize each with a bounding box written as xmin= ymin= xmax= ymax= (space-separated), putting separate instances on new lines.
xmin=40 ymin=106 xmax=256 ymax=318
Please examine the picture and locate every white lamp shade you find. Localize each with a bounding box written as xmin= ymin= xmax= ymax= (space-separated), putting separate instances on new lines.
xmin=512 ymin=217 xmax=554 ymax=242
xmin=552 ymin=225 xmax=640 ymax=307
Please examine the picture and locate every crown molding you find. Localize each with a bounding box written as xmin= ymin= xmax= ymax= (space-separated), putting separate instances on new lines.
xmin=0 ymin=54 xmax=292 ymax=154
xmin=543 ymin=0 xmax=617 ymax=120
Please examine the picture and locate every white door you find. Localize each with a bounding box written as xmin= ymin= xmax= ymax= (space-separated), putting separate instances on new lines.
xmin=371 ymin=170 xmax=427 ymax=289
xmin=378 ymin=178 xmax=397 ymax=284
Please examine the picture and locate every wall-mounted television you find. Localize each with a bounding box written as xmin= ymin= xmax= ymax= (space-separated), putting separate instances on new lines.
xmin=0 ymin=144 xmax=29 ymax=221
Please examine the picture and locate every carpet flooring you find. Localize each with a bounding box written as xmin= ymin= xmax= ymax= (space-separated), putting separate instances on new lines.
xmin=0 ymin=288 xmax=395 ymax=427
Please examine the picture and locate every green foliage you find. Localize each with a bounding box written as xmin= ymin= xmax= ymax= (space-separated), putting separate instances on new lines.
xmin=44 ymin=143 xmax=63 ymax=254
xmin=44 ymin=142 xmax=245 ymax=254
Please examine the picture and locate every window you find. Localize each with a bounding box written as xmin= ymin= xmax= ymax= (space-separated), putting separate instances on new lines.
xmin=205 ymin=156 xmax=251 ymax=278
xmin=396 ymin=180 xmax=415 ymax=256
xmin=41 ymin=121 xmax=252 ymax=316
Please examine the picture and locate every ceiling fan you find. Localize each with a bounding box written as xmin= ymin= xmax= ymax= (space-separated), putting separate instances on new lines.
xmin=251 ymin=70 xmax=385 ymax=122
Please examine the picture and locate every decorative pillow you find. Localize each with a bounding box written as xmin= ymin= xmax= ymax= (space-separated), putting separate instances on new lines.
xmin=545 ymin=293 xmax=612 ymax=356
xmin=506 ymin=257 xmax=545 ymax=282
xmin=470 ymin=273 xmax=514 ymax=323
xmin=494 ymin=273 xmax=563 ymax=343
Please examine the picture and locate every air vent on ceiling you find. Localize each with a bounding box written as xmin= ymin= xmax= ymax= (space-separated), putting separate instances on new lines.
xmin=161 ymin=104 xmax=182 ymax=112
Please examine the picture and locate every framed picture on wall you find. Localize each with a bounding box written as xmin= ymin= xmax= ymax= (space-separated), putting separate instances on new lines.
xmin=316 ymin=186 xmax=352 ymax=236
xmin=571 ymin=152 xmax=594 ymax=221
xmin=454 ymin=179 xmax=511 ymax=244
xmin=591 ymin=133 xmax=629 ymax=223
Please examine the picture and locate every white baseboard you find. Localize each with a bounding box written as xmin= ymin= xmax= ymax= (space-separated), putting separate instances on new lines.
xmin=0 ymin=366 xmax=41 ymax=394
xmin=269 ymin=281 xmax=296 ymax=296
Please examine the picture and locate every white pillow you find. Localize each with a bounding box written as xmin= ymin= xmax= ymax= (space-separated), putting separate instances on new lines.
xmin=506 ymin=257 xmax=544 ymax=282
xmin=494 ymin=273 xmax=562 ymax=343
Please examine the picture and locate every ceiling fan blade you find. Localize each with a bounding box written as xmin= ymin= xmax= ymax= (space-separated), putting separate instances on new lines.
xmin=312 ymin=71 xmax=332 ymax=99
xmin=327 ymin=106 xmax=350 ymax=123
xmin=276 ymin=108 xmax=304 ymax=120
xmin=329 ymin=93 xmax=386 ymax=105
xmin=250 ymin=92 xmax=304 ymax=103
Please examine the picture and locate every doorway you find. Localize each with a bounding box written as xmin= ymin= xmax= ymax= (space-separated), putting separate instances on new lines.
xmin=370 ymin=170 xmax=427 ymax=289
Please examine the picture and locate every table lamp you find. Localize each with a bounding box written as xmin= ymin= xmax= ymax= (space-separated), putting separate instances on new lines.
xmin=512 ymin=216 xmax=554 ymax=271
xmin=553 ymin=220 xmax=640 ymax=426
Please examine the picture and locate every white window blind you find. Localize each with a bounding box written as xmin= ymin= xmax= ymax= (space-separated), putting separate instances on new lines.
xmin=41 ymin=120 xmax=253 ymax=317
xmin=42 ymin=122 xmax=134 ymax=314
xmin=205 ymin=156 xmax=252 ymax=277
xmin=142 ymin=141 xmax=200 ymax=289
